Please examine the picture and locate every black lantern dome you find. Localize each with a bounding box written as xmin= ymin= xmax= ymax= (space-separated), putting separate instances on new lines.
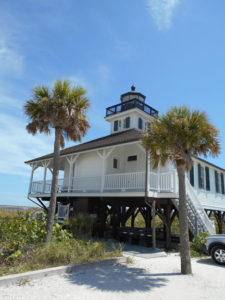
xmin=120 ymin=85 xmax=146 ymax=103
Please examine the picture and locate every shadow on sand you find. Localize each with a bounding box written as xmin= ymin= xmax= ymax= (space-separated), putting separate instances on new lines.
xmin=196 ymin=257 xmax=225 ymax=268
xmin=66 ymin=263 xmax=180 ymax=292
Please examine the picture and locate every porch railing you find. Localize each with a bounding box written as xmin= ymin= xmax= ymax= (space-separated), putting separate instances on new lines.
xmin=30 ymin=171 xmax=175 ymax=195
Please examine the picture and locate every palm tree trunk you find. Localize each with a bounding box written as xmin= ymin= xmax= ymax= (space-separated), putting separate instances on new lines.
xmin=46 ymin=127 xmax=61 ymax=242
xmin=177 ymin=164 xmax=192 ymax=274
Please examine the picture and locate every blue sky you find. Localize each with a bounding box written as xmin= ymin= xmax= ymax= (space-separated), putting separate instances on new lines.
xmin=0 ymin=0 xmax=225 ymax=206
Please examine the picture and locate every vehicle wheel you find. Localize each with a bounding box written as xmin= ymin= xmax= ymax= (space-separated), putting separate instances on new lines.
xmin=211 ymin=245 xmax=225 ymax=265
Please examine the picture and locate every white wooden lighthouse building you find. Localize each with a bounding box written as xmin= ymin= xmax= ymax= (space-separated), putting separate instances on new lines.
xmin=26 ymin=86 xmax=225 ymax=241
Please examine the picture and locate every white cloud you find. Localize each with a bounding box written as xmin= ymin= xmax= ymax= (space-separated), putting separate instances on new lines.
xmin=0 ymin=42 xmax=24 ymax=75
xmin=0 ymin=112 xmax=53 ymax=177
xmin=147 ymin=0 xmax=180 ymax=30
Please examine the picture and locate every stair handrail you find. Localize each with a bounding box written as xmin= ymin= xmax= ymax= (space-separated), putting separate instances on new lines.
xmin=185 ymin=177 xmax=215 ymax=234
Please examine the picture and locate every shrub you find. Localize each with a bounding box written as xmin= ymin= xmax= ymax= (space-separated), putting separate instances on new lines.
xmin=0 ymin=211 xmax=71 ymax=264
xmin=0 ymin=211 xmax=121 ymax=277
xmin=190 ymin=232 xmax=209 ymax=254
xmin=70 ymin=214 xmax=96 ymax=238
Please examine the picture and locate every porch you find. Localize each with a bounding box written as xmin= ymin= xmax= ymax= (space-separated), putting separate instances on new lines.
xmin=29 ymin=170 xmax=177 ymax=198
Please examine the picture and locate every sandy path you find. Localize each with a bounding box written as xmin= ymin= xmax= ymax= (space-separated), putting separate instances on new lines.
xmin=0 ymin=254 xmax=224 ymax=300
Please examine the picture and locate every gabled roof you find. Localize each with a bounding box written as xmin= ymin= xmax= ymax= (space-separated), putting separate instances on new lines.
xmin=25 ymin=129 xmax=225 ymax=172
xmin=25 ymin=129 xmax=144 ymax=164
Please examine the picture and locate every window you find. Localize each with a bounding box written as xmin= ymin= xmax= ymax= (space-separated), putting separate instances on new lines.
xmin=125 ymin=117 xmax=130 ymax=129
xmin=190 ymin=166 xmax=194 ymax=187
xmin=113 ymin=158 xmax=118 ymax=169
xmin=221 ymin=173 xmax=225 ymax=195
xmin=205 ymin=166 xmax=210 ymax=191
xmin=138 ymin=118 xmax=143 ymax=130
xmin=215 ymin=170 xmax=220 ymax=193
xmin=198 ymin=164 xmax=204 ymax=189
xmin=145 ymin=122 xmax=150 ymax=131
xmin=127 ymin=155 xmax=137 ymax=161
xmin=114 ymin=120 xmax=118 ymax=132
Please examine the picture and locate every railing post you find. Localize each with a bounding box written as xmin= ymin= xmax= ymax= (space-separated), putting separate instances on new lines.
xmin=28 ymin=164 xmax=37 ymax=195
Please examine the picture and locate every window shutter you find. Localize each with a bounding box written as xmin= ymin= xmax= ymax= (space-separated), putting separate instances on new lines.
xmin=198 ymin=164 xmax=202 ymax=188
xmin=205 ymin=167 xmax=210 ymax=191
xmin=190 ymin=166 xmax=194 ymax=187
xmin=114 ymin=120 xmax=118 ymax=132
xmin=138 ymin=118 xmax=143 ymax=130
xmin=221 ymin=173 xmax=225 ymax=194
xmin=125 ymin=117 xmax=130 ymax=128
xmin=215 ymin=170 xmax=219 ymax=193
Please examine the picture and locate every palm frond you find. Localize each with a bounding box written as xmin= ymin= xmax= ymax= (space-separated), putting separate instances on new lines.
xmin=24 ymin=79 xmax=90 ymax=148
xmin=143 ymin=106 xmax=220 ymax=170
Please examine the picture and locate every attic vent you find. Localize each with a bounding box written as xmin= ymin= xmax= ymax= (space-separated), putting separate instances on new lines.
xmin=127 ymin=155 xmax=137 ymax=161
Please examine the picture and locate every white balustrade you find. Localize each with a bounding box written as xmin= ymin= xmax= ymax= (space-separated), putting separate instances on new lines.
xmin=30 ymin=171 xmax=175 ymax=195
xmin=104 ymin=172 xmax=145 ymax=191
xmin=160 ymin=172 xmax=173 ymax=192
xmin=71 ymin=176 xmax=101 ymax=192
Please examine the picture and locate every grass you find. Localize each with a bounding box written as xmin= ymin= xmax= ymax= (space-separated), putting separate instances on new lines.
xmin=0 ymin=209 xmax=23 ymax=218
xmin=126 ymin=256 xmax=133 ymax=264
xmin=0 ymin=240 xmax=121 ymax=277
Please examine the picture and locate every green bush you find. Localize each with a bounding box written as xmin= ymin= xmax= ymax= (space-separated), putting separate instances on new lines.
xmin=70 ymin=214 xmax=96 ymax=238
xmin=190 ymin=232 xmax=209 ymax=254
xmin=0 ymin=212 xmax=121 ymax=276
xmin=0 ymin=212 xmax=71 ymax=264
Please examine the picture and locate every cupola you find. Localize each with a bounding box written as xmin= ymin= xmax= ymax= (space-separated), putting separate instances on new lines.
xmin=105 ymin=86 xmax=158 ymax=134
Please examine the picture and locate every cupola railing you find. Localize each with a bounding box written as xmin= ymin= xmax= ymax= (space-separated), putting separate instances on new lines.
xmin=105 ymin=98 xmax=158 ymax=118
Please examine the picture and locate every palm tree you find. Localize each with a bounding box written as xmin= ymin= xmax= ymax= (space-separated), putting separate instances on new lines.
xmin=24 ymin=80 xmax=90 ymax=242
xmin=142 ymin=106 xmax=220 ymax=274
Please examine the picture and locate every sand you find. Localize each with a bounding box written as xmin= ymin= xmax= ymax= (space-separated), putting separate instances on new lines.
xmin=0 ymin=253 xmax=224 ymax=300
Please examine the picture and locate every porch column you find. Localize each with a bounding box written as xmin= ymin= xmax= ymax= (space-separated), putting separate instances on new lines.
xmin=97 ymin=148 xmax=114 ymax=193
xmin=66 ymin=155 xmax=79 ymax=192
xmin=157 ymin=163 xmax=161 ymax=193
xmin=145 ymin=150 xmax=149 ymax=199
xmin=148 ymin=153 xmax=151 ymax=192
xmin=28 ymin=164 xmax=38 ymax=195
xmin=137 ymin=143 xmax=149 ymax=192
xmin=42 ymin=161 xmax=50 ymax=194
xmin=101 ymin=153 xmax=106 ymax=192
